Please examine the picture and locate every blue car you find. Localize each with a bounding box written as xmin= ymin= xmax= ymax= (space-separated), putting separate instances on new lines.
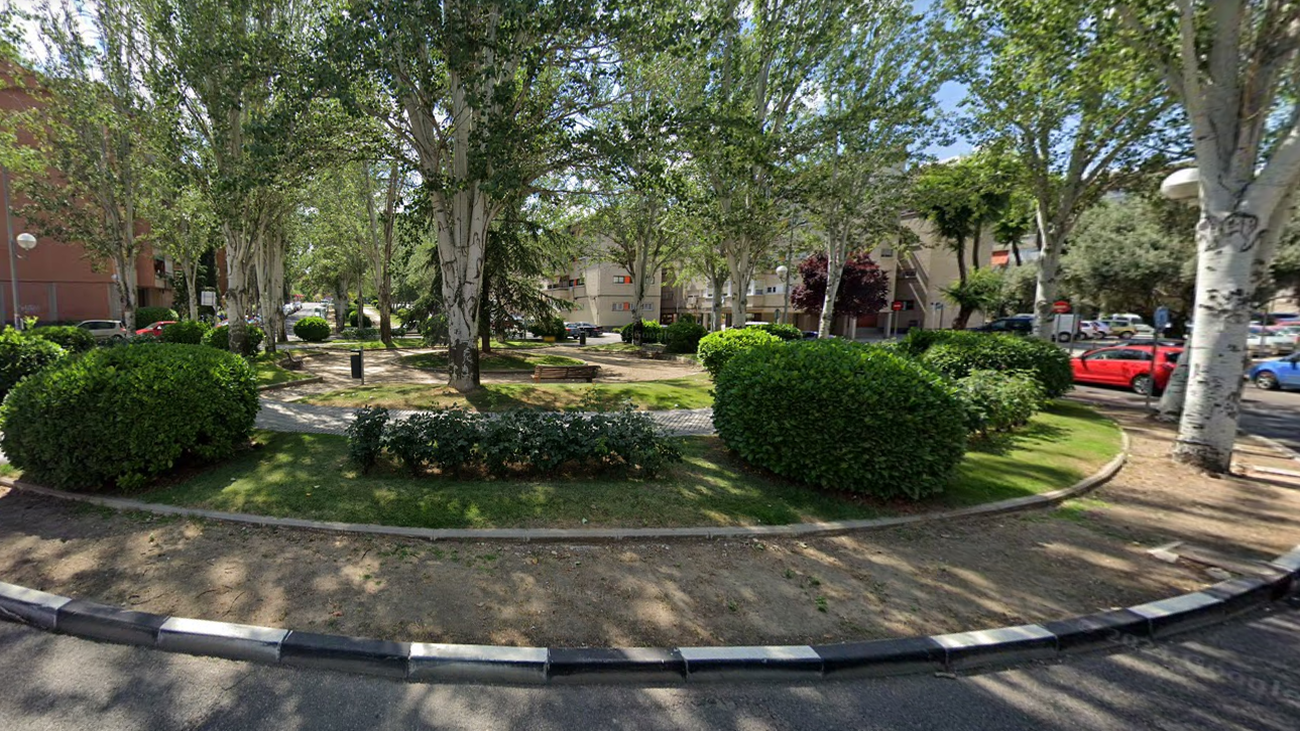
xmin=1249 ymin=353 xmax=1300 ymax=390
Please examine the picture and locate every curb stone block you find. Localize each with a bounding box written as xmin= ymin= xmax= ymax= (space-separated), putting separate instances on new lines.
xmin=1268 ymin=545 xmax=1300 ymax=579
xmin=813 ymin=637 xmax=946 ymax=677
xmin=1128 ymin=592 xmax=1225 ymax=637
xmin=1202 ymin=576 xmax=1288 ymax=613
xmin=56 ymin=600 xmax=168 ymax=646
xmin=1042 ymin=610 xmax=1149 ymax=654
xmin=0 ymin=582 xmax=71 ymax=630
xmin=679 ymin=645 xmax=822 ymax=681
xmin=280 ymin=631 xmax=410 ymax=678
xmin=547 ymin=647 xmax=686 ymax=683
xmin=157 ymin=617 xmax=288 ymax=663
xmin=408 ymin=643 xmax=547 ymax=684
xmin=933 ymin=624 xmax=1057 ymax=670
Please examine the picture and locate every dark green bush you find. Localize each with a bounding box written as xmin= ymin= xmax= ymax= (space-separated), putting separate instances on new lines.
xmin=420 ymin=313 xmax=450 ymax=346
xmin=0 ymin=343 xmax=259 ymax=490
xmin=345 ymin=406 xmax=389 ymax=472
xmin=347 ymin=309 xmax=373 ymax=328
xmin=340 ymin=326 xmax=379 ymax=341
xmin=697 ymin=327 xmax=781 ymax=379
xmin=900 ymin=330 xmax=1073 ymax=399
xmin=665 ymin=317 xmax=707 ymax=354
xmin=619 ymin=319 xmax=664 ymax=344
xmin=203 ymin=324 xmax=265 ymax=355
xmin=528 ymin=315 xmax=568 ymax=340
xmin=28 ymin=325 xmax=95 ymax=352
xmin=0 ymin=327 xmax=66 ymax=400
xmin=135 ymin=306 xmax=179 ymax=327
xmin=293 ymin=316 xmax=331 ymax=342
xmin=358 ymin=408 xmax=680 ymax=477
xmin=749 ymin=322 xmax=802 ymax=341
xmin=956 ymin=369 xmax=1046 ymax=436
xmin=713 ymin=339 xmax=968 ymax=499
xmin=160 ymin=320 xmax=210 ymax=345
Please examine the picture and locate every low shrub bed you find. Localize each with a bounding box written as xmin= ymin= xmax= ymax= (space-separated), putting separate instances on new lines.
xmin=665 ymin=316 xmax=707 ymax=354
xmin=346 ymin=406 xmax=680 ymax=478
xmin=714 ymin=339 xmax=968 ymax=499
xmin=161 ymin=320 xmax=210 ymax=345
xmin=956 ymin=369 xmax=1046 ymax=437
xmin=0 ymin=343 xmax=259 ymax=490
xmin=0 ymin=327 xmax=66 ymax=400
xmin=620 ymin=319 xmax=665 ymax=344
xmin=748 ymin=322 xmax=802 ymax=340
xmin=203 ymin=324 xmax=265 ymax=355
xmin=697 ymin=327 xmax=781 ymax=378
xmin=28 ymin=325 xmax=95 ymax=352
xmin=135 ymin=306 xmax=178 ymax=326
xmin=900 ymin=330 xmax=1073 ymax=399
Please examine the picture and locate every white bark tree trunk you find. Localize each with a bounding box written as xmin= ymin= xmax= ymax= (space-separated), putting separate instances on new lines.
xmin=183 ymin=259 xmax=199 ymax=322
xmin=1031 ymin=207 xmax=1066 ymax=340
xmin=725 ymin=240 xmax=753 ymax=326
xmin=433 ymin=190 xmax=490 ymax=392
xmin=819 ymin=228 xmax=846 ymax=338
xmin=113 ymin=255 xmax=138 ymax=330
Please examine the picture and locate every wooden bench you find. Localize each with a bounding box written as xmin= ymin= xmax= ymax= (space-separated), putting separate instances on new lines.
xmin=533 ymin=365 xmax=600 ymax=382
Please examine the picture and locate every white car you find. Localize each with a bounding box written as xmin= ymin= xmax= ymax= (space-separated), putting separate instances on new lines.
xmin=1248 ymin=326 xmax=1299 ymax=356
xmin=1078 ymin=320 xmax=1110 ymax=339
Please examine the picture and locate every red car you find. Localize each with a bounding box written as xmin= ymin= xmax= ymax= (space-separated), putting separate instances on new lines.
xmin=135 ymin=320 xmax=177 ymax=337
xmin=1072 ymin=345 xmax=1183 ymax=395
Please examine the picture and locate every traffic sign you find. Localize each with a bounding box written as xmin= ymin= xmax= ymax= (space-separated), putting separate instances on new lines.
xmin=1154 ymin=306 xmax=1170 ymax=331
xmin=891 ymin=300 xmax=903 ymax=311
xmin=1052 ymin=300 xmax=1071 ymax=314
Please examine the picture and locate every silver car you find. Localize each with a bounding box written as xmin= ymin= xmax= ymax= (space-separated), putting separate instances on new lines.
xmin=77 ymin=319 xmax=129 ymax=342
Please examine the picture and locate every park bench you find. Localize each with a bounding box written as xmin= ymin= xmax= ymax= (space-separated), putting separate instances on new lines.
xmin=532 ymin=364 xmax=600 ymax=383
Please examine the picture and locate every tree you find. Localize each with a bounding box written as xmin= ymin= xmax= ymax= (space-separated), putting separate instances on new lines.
xmin=15 ymin=0 xmax=159 ymax=329
xmin=800 ymin=0 xmax=946 ymax=338
xmin=941 ymin=267 xmax=1005 ymax=322
xmin=324 ymin=0 xmax=633 ymax=392
xmin=790 ymin=251 xmax=890 ymax=321
xmin=948 ymin=0 xmax=1180 ymax=340
xmin=1118 ymin=0 xmax=1300 ymax=471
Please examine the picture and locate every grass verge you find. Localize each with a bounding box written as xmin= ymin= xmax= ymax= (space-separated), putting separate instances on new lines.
xmin=401 ymin=352 xmax=585 ymax=371
xmin=133 ymin=402 xmax=1119 ymax=530
xmin=252 ymin=356 xmax=315 ymax=388
xmin=319 ymin=337 xmax=426 ymax=350
xmin=306 ymin=374 xmax=715 ymax=411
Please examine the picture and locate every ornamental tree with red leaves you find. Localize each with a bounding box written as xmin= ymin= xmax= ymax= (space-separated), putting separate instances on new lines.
xmin=791 ymin=252 xmax=890 ymax=317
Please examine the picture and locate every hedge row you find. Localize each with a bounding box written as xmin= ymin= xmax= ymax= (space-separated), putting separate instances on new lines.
xmin=898 ymin=330 xmax=1073 ymax=399
xmin=346 ymin=406 xmax=680 ymax=477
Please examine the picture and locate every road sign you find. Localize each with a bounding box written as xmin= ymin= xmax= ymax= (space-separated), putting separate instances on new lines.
xmin=891 ymin=300 xmax=903 ymax=311
xmin=1154 ymin=306 xmax=1170 ymax=331
xmin=1052 ymin=300 xmax=1071 ymax=314
xmin=200 ymin=290 xmax=216 ymax=307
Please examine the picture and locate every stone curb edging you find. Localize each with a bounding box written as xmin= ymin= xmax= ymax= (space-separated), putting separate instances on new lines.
xmin=257 ymin=376 xmax=324 ymax=392
xmin=1 ymin=548 xmax=1296 ymax=684
xmin=0 ymin=431 xmax=1130 ymax=544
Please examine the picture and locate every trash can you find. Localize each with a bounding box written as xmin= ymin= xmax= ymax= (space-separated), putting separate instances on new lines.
xmin=350 ymin=348 xmax=364 ymax=384
xmin=579 ymin=332 xmax=587 ymax=346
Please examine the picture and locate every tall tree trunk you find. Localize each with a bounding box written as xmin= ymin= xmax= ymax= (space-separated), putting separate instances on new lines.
xmin=725 ymin=239 xmax=753 ymax=326
xmin=819 ymin=228 xmax=846 ymax=338
xmin=1032 ymin=209 xmax=1066 ymax=340
xmin=1011 ymin=236 xmax=1023 ymax=267
xmin=113 ymin=255 xmax=138 ymax=330
xmin=333 ymin=278 xmax=347 ymax=332
xmin=432 ymin=190 xmax=490 ymax=393
xmin=970 ymin=223 xmax=982 ymax=270
xmin=183 ymin=259 xmax=199 ymax=321
xmin=710 ymin=276 xmax=724 ymax=331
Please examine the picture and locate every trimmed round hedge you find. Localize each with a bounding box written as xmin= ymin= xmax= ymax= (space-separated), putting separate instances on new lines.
xmin=135 ymin=306 xmax=179 ymax=327
xmin=161 ymin=320 xmax=210 ymax=345
xmin=293 ymin=315 xmax=331 ymax=342
xmin=713 ymin=339 xmax=968 ymax=499
xmin=0 ymin=343 xmax=259 ymax=491
xmin=900 ymin=330 xmax=1073 ymax=399
xmin=347 ymin=309 xmax=373 ymax=328
xmin=697 ymin=327 xmax=781 ymax=379
xmin=0 ymin=327 xmax=66 ymax=400
xmin=28 ymin=325 xmax=95 ymax=353
xmin=203 ymin=324 xmax=265 ymax=354
xmin=665 ymin=318 xmax=707 ymax=354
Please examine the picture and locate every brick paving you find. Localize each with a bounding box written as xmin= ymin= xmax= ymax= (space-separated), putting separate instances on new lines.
xmin=255 ymin=398 xmax=716 ymax=436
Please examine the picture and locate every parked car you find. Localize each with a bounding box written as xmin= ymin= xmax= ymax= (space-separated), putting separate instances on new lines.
xmin=1071 ymin=344 xmax=1183 ymax=395
xmin=564 ymin=321 xmax=600 ymax=337
xmin=135 ymin=320 xmax=177 ymax=337
xmin=1077 ymin=320 xmax=1108 ymax=339
xmin=969 ymin=316 xmax=1033 ymax=335
xmin=77 ymin=319 xmax=130 ymax=343
xmin=1247 ymin=325 xmax=1299 ymax=356
xmin=1249 ymin=353 xmax=1300 ymax=391
xmin=1099 ymin=318 xmax=1155 ymax=339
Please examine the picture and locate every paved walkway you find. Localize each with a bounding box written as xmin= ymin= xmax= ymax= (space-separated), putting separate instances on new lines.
xmin=255 ymin=398 xmax=717 ymax=436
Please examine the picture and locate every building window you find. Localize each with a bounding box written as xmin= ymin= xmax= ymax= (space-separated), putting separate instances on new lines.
xmin=880 ymin=247 xmax=893 ymax=257
xmin=613 ymin=302 xmax=630 ymax=311
xmin=765 ymin=286 xmax=777 ymax=293
xmin=641 ymin=303 xmax=654 ymax=310
xmin=614 ymin=275 xmax=632 ymax=284
xmin=900 ymin=268 xmax=918 ymax=280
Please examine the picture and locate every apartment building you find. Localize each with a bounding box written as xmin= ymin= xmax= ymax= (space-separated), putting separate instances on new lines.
xmin=545 ymin=259 xmax=662 ymax=330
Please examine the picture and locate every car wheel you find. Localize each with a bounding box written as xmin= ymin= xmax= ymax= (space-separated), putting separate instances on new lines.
xmin=1254 ymin=372 xmax=1280 ymax=391
xmin=111 ymin=334 xmax=125 ymax=343
xmin=1131 ymin=373 xmax=1155 ymax=396
xmin=1057 ymin=332 xmax=1072 ymax=343
xmin=1118 ymin=331 xmax=1133 ymax=340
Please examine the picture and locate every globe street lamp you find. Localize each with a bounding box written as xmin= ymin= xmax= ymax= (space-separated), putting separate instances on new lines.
xmin=776 ymin=264 xmax=790 ymax=325
xmin=9 ymin=233 xmax=37 ymax=330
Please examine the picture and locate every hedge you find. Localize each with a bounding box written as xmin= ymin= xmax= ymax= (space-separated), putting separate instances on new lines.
xmin=160 ymin=320 xmax=210 ymax=345
xmin=528 ymin=315 xmax=568 ymax=340
xmin=620 ymin=319 xmax=664 ymax=344
xmin=28 ymin=325 xmax=95 ymax=353
xmin=956 ymin=369 xmax=1046 ymax=436
xmin=0 ymin=327 xmax=66 ymax=401
xmin=749 ymin=322 xmax=802 ymax=341
xmin=696 ymin=327 xmax=781 ymax=379
xmin=0 ymin=343 xmax=259 ymax=490
xmin=347 ymin=309 xmax=373 ymax=328
xmin=203 ymin=324 xmax=266 ymax=355
xmin=293 ymin=316 xmax=331 ymax=342
xmin=713 ymin=339 xmax=968 ymax=499
xmin=135 ymin=306 xmax=179 ymax=327
xmin=665 ymin=317 xmax=707 ymax=354
xmin=347 ymin=407 xmax=680 ymax=477
xmin=900 ymin=330 xmax=1074 ymax=399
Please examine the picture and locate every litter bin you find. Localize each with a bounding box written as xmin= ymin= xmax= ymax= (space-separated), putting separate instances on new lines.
xmin=350 ymin=348 xmax=364 ymax=384
xmin=579 ymin=332 xmax=587 ymax=346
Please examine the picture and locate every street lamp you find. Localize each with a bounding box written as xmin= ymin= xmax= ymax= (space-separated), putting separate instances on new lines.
xmin=776 ymin=264 xmax=790 ymax=325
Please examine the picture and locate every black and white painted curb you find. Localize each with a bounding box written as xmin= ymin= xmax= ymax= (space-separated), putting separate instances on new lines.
xmin=1 ymin=547 xmax=1296 ymax=685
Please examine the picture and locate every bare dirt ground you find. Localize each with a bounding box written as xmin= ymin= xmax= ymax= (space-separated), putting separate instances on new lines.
xmin=265 ymin=345 xmax=703 ymax=402
xmin=1 ymin=407 xmax=1298 ymax=647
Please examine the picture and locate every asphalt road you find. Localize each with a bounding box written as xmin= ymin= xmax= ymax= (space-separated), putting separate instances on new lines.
xmin=1 ymin=600 xmax=1298 ymax=731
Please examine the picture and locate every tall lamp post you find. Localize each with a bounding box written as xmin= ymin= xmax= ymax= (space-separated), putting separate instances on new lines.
xmin=776 ymin=264 xmax=790 ymax=325
xmin=1157 ymin=166 xmax=1199 ymax=413
xmin=3 ymin=162 xmax=39 ymax=329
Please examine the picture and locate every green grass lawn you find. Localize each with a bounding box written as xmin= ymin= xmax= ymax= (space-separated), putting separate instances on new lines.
xmin=580 ymin=342 xmax=640 ymax=352
xmin=252 ymin=356 xmax=316 ymax=387
xmin=306 ymin=374 xmax=715 ymax=412
xmin=401 ymin=352 xmax=586 ymax=372
xmin=319 ymin=337 xmax=426 ymax=350
xmin=133 ymin=402 xmax=1119 ymax=530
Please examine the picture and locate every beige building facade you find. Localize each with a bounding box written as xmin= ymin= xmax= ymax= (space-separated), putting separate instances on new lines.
xmin=544 ymin=259 xmax=662 ymax=331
